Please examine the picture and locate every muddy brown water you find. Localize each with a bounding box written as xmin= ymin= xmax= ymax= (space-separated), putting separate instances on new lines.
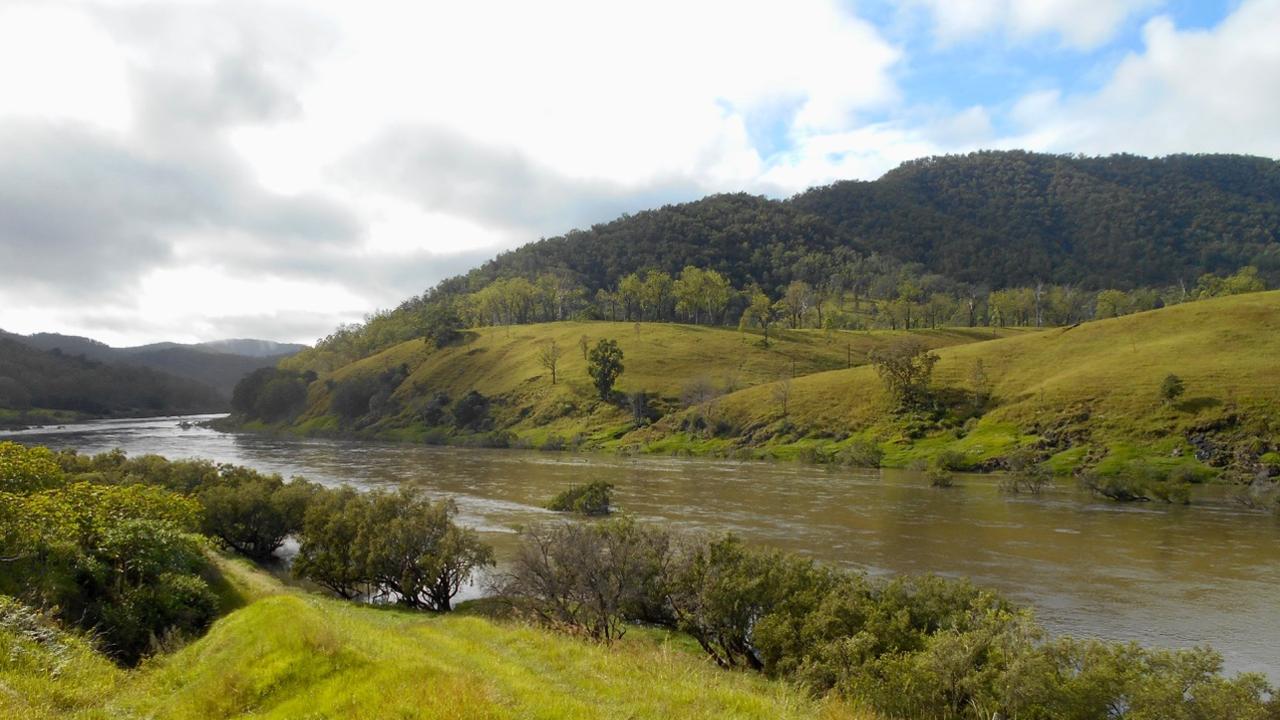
xmin=5 ymin=414 xmax=1277 ymax=679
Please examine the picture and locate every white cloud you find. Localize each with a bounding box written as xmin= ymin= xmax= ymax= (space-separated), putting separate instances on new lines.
xmin=913 ymin=0 xmax=1158 ymax=49
xmin=1003 ymin=0 xmax=1280 ymax=156
xmin=0 ymin=0 xmax=908 ymax=343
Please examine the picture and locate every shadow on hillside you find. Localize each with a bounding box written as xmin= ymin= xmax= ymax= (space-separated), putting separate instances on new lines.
xmin=1175 ymin=396 xmax=1221 ymax=413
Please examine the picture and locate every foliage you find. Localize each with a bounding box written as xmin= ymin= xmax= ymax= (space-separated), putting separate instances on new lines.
xmin=500 ymin=518 xmax=671 ymax=642
xmin=0 ymin=443 xmax=216 ymax=665
xmin=0 ymin=441 xmax=64 ymax=492
xmin=230 ymin=367 xmax=311 ymax=421
xmin=545 ymin=481 xmax=614 ymax=516
xmin=499 ymin=523 xmax=1277 ymax=719
xmin=0 ymin=337 xmax=224 ymax=416
xmin=868 ymin=338 xmax=940 ymax=410
xmin=1161 ymin=373 xmax=1186 ymax=403
xmin=451 ymin=389 xmax=491 ymax=430
xmin=588 ymin=339 xmax=625 ymax=400
xmin=421 ymin=298 xmax=464 ymax=348
xmin=293 ymin=488 xmax=493 ymax=611
xmin=198 ymin=474 xmax=315 ymax=560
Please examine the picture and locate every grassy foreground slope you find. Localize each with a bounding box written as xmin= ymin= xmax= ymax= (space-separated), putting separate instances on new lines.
xmin=280 ymin=321 xmax=1019 ymax=444
xmin=2 ymin=558 xmax=852 ymax=720
xmin=651 ymin=291 xmax=1280 ymax=475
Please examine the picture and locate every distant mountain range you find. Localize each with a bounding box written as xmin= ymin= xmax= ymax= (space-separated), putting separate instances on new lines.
xmin=0 ymin=331 xmax=305 ymax=400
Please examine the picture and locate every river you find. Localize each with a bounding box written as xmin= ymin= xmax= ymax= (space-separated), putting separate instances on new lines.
xmin=4 ymin=414 xmax=1277 ymax=679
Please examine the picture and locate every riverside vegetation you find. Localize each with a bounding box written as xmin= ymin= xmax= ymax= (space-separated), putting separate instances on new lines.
xmin=226 ymin=291 xmax=1280 ymax=511
xmin=2 ymin=441 xmax=1277 ymax=719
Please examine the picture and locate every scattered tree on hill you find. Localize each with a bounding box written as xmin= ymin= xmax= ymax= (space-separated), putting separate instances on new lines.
xmin=742 ymin=289 xmax=776 ymax=346
xmin=1161 ymin=373 xmax=1186 ymax=404
xmin=970 ymin=358 xmax=992 ymax=411
xmin=868 ymin=339 xmax=939 ymax=410
xmin=537 ymin=339 xmax=564 ymax=385
xmin=579 ymin=334 xmax=590 ymax=361
xmin=771 ymin=375 xmax=792 ymax=417
xmin=587 ymin=339 xmax=624 ymax=400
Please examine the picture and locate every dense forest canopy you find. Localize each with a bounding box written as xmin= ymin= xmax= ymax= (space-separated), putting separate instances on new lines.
xmin=475 ymin=150 xmax=1280 ymax=293
xmin=0 ymin=338 xmax=225 ymax=417
xmin=287 ymin=151 xmax=1279 ymax=372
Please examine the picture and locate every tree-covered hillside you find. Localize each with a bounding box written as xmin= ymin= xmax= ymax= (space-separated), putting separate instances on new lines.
xmin=2 ymin=331 xmax=301 ymax=399
xmin=0 ymin=337 xmax=225 ymax=421
xmin=472 ymin=151 xmax=1280 ymax=294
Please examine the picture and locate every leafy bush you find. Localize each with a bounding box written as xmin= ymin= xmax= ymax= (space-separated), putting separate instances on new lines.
xmin=835 ymin=438 xmax=884 ymax=468
xmin=0 ymin=447 xmax=216 ymax=665
xmin=499 ymin=518 xmax=671 ymax=641
xmin=497 ymin=520 xmax=1278 ymax=719
xmin=420 ymin=391 xmax=451 ymax=425
xmin=198 ymin=474 xmax=315 ymax=560
xmin=293 ymin=489 xmax=493 ymax=611
xmin=0 ymin=441 xmax=64 ymax=492
xmin=545 ymin=481 xmax=613 ymax=516
xmin=452 ymin=390 xmax=491 ymax=430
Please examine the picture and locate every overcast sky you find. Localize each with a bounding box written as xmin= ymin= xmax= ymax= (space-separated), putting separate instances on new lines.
xmin=1 ymin=0 xmax=1276 ymax=346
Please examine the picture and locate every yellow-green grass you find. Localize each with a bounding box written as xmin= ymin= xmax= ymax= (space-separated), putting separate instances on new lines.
xmin=280 ymin=321 xmax=1020 ymax=445
xmin=2 ymin=560 xmax=868 ymax=720
xmin=655 ymin=291 xmax=1280 ymax=474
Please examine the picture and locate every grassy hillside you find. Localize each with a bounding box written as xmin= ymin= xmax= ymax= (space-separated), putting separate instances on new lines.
xmin=643 ymin=291 xmax=1280 ymax=477
xmin=2 ymin=557 xmax=855 ymax=720
xmin=269 ymin=322 xmax=1020 ymax=445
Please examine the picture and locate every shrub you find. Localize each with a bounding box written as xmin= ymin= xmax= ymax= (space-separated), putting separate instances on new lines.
xmin=545 ymin=481 xmax=613 ymax=516
xmin=1161 ymin=373 xmax=1186 ymax=404
xmin=499 ymin=518 xmax=671 ymax=642
xmin=295 ymin=488 xmax=493 ymax=611
xmin=0 ymin=441 xmax=64 ymax=492
xmin=1000 ymin=447 xmax=1053 ymax=494
xmin=452 ymin=390 xmax=491 ymax=430
xmin=198 ymin=474 xmax=316 ymax=560
xmin=421 ymin=391 xmax=451 ymax=425
xmin=836 ymin=438 xmax=885 ymax=468
xmin=359 ymin=491 xmax=494 ymax=611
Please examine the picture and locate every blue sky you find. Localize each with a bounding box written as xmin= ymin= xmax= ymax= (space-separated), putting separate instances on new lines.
xmin=0 ymin=0 xmax=1276 ymax=344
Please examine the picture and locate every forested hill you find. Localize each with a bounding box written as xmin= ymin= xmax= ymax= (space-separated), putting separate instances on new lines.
xmin=459 ymin=151 xmax=1280 ymax=294
xmin=1 ymin=331 xmax=303 ymax=399
xmin=0 ymin=337 xmax=225 ymax=420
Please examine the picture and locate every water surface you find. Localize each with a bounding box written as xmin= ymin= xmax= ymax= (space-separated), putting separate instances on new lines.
xmin=6 ymin=414 xmax=1277 ymax=679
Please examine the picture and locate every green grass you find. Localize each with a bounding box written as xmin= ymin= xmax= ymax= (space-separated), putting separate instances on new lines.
xmin=273 ymin=321 xmax=1020 ymax=445
xmin=1 ymin=559 xmax=867 ymax=720
xmin=684 ymin=291 xmax=1280 ymax=476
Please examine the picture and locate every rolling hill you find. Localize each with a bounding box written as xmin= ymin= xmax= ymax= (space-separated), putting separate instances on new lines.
xmin=265 ymin=322 xmax=1022 ymax=445
xmin=1 ymin=331 xmax=304 ymax=399
xmin=642 ymin=291 xmax=1280 ymax=478
xmin=0 ymin=337 xmax=226 ymax=424
xmin=236 ymin=293 xmax=1280 ymax=483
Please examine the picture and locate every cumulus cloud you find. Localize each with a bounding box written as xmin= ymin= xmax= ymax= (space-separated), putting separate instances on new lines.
xmin=1003 ymin=0 xmax=1280 ymax=156
xmin=0 ymin=0 xmax=1274 ymax=345
xmin=911 ymin=0 xmax=1158 ymax=49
